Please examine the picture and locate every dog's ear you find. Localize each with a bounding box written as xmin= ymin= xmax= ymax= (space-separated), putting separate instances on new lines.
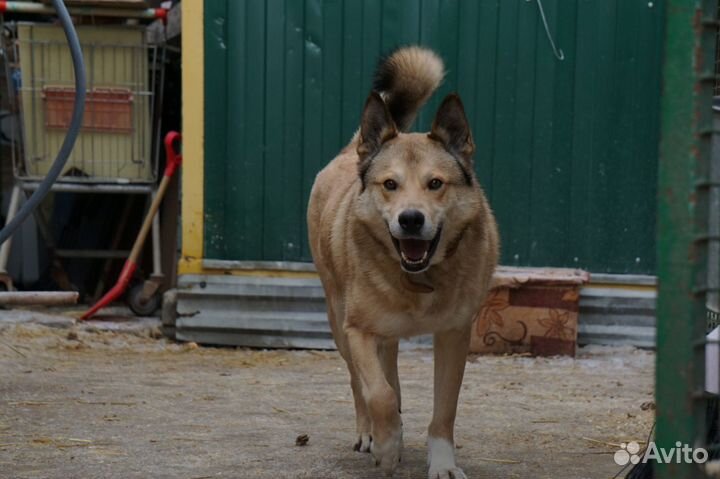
xmin=429 ymin=94 xmax=475 ymax=164
xmin=357 ymin=92 xmax=397 ymax=183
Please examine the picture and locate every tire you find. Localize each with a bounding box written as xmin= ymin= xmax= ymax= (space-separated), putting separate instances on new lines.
xmin=127 ymin=283 xmax=161 ymax=316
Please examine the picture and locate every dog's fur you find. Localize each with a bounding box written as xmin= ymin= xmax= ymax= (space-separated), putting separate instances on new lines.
xmin=307 ymin=46 xmax=499 ymax=478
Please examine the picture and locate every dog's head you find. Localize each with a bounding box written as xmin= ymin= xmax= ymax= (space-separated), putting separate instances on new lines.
xmin=355 ymin=92 xmax=483 ymax=274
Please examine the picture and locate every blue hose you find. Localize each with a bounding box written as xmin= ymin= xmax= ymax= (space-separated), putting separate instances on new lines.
xmin=0 ymin=0 xmax=86 ymax=246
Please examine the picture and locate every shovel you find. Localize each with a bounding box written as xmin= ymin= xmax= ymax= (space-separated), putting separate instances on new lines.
xmin=81 ymin=131 xmax=182 ymax=320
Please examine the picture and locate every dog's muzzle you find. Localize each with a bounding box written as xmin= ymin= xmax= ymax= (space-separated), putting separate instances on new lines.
xmin=391 ymin=226 xmax=442 ymax=273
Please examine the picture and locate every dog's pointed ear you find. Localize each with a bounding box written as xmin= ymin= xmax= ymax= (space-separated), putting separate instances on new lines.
xmin=357 ymin=92 xmax=398 ymax=181
xmin=429 ymin=94 xmax=475 ymax=163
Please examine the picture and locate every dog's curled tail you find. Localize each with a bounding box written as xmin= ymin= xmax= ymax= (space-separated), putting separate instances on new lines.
xmin=373 ymin=46 xmax=445 ymax=131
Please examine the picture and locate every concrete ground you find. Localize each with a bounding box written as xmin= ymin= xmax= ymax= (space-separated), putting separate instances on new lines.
xmin=0 ymin=308 xmax=655 ymax=479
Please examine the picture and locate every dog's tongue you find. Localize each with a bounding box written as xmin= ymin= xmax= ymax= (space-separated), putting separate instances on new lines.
xmin=399 ymin=239 xmax=430 ymax=261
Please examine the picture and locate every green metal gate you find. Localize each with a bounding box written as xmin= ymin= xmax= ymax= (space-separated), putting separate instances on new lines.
xmin=203 ymin=0 xmax=664 ymax=275
xmin=655 ymin=1 xmax=718 ymax=477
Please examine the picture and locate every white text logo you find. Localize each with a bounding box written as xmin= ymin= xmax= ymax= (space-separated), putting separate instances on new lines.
xmin=614 ymin=441 xmax=708 ymax=465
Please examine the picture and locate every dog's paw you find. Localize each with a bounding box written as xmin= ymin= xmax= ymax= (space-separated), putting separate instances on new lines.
xmin=371 ymin=427 xmax=403 ymax=475
xmin=428 ymin=466 xmax=467 ymax=479
xmin=353 ymin=433 xmax=372 ymax=453
xmin=427 ymin=437 xmax=465 ymax=479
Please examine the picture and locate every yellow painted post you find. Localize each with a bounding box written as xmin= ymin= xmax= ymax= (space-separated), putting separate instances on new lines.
xmin=179 ymin=0 xmax=205 ymax=275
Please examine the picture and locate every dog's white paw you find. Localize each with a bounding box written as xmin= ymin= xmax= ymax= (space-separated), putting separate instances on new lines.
xmin=353 ymin=432 xmax=372 ymax=452
xmin=427 ymin=437 xmax=466 ymax=479
xmin=371 ymin=427 xmax=403 ymax=475
xmin=428 ymin=466 xmax=467 ymax=479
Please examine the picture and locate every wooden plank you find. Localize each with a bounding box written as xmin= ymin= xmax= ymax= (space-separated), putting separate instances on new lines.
xmin=0 ymin=292 xmax=79 ymax=305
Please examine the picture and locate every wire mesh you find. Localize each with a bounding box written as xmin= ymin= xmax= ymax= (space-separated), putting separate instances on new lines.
xmin=4 ymin=22 xmax=164 ymax=183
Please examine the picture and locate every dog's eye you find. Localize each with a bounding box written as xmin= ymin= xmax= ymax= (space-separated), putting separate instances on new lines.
xmin=428 ymin=178 xmax=443 ymax=190
xmin=383 ymin=179 xmax=398 ymax=191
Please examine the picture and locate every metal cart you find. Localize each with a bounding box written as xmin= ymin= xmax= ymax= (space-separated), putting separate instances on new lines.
xmin=0 ymin=20 xmax=167 ymax=314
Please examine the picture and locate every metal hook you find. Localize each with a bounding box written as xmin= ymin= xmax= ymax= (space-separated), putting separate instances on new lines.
xmin=526 ymin=0 xmax=565 ymax=61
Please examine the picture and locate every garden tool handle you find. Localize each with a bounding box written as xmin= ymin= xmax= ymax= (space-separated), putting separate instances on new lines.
xmin=81 ymin=131 xmax=182 ymax=320
xmin=163 ymin=131 xmax=182 ymax=178
xmin=127 ymin=131 xmax=182 ymax=262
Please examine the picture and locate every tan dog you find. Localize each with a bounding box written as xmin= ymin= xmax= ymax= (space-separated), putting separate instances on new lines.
xmin=307 ymin=46 xmax=499 ymax=479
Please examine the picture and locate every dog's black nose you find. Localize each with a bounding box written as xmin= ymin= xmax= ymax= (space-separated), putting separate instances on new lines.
xmin=398 ymin=209 xmax=425 ymax=234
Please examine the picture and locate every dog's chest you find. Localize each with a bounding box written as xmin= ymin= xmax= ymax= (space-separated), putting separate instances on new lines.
xmin=377 ymin=291 xmax=478 ymax=337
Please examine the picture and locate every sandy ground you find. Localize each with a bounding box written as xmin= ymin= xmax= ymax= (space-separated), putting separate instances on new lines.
xmin=0 ymin=312 xmax=655 ymax=479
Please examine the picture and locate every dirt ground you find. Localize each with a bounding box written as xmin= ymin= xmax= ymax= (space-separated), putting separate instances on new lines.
xmin=0 ymin=312 xmax=654 ymax=479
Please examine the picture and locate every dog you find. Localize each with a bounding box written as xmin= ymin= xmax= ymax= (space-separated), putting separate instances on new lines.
xmin=307 ymin=46 xmax=499 ymax=479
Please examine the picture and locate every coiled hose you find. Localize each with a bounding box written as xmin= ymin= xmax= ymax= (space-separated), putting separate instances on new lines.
xmin=0 ymin=0 xmax=85 ymax=246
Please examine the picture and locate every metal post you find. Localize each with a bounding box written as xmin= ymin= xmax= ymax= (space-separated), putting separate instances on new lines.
xmin=709 ymin=104 xmax=720 ymax=312
xmin=151 ymin=190 xmax=163 ymax=278
xmin=656 ymin=1 xmax=714 ymax=478
xmin=0 ymin=185 xmax=22 ymax=273
xmin=0 ymin=1 xmax=167 ymax=20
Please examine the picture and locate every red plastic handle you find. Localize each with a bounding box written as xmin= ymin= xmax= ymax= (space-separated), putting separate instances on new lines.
xmin=155 ymin=8 xmax=168 ymax=23
xmin=80 ymin=260 xmax=137 ymax=320
xmin=163 ymin=131 xmax=182 ymax=178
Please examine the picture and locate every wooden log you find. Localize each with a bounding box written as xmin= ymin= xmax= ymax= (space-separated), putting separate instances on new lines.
xmin=0 ymin=292 xmax=79 ymax=305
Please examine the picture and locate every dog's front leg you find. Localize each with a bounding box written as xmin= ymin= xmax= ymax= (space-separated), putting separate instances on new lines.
xmin=346 ymin=327 xmax=402 ymax=475
xmin=427 ymin=327 xmax=471 ymax=479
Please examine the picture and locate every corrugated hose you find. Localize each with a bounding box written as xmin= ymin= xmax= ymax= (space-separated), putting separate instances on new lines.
xmin=0 ymin=0 xmax=85 ymax=246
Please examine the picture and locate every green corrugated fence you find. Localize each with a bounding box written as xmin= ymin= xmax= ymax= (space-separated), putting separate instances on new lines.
xmin=203 ymin=0 xmax=664 ymax=275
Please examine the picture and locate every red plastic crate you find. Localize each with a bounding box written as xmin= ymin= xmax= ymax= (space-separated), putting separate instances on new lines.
xmin=42 ymin=87 xmax=134 ymax=133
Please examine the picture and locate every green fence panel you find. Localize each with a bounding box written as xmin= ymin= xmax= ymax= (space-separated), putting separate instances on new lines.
xmin=204 ymin=0 xmax=663 ymax=274
xmin=655 ymin=0 xmax=713 ymax=477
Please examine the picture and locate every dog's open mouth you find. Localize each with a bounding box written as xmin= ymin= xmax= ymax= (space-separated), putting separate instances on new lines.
xmin=391 ymin=227 xmax=442 ymax=273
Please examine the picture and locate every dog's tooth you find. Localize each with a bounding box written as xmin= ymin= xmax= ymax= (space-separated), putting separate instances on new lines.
xmin=401 ymin=249 xmax=429 ymax=264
